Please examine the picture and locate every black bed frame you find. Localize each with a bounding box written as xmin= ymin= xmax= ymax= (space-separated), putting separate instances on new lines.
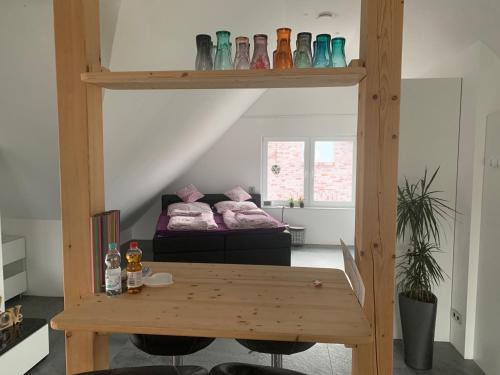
xmin=153 ymin=194 xmax=291 ymax=266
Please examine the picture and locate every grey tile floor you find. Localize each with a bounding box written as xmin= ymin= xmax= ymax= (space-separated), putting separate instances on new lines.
xmin=7 ymin=246 xmax=485 ymax=375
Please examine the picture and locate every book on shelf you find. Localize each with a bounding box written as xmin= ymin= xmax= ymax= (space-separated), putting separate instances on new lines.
xmin=91 ymin=210 xmax=120 ymax=293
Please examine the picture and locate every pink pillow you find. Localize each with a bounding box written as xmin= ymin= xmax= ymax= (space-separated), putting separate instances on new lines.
xmin=176 ymin=184 xmax=204 ymax=203
xmin=225 ymin=186 xmax=252 ymax=202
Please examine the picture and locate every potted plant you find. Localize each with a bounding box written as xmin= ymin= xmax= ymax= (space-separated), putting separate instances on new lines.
xmin=396 ymin=168 xmax=454 ymax=370
xmin=298 ymin=197 xmax=305 ymax=208
xmin=288 ymin=197 xmax=295 ymax=208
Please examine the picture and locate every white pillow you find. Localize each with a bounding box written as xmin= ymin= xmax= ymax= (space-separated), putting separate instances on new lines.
xmin=176 ymin=184 xmax=204 ymax=203
xmin=214 ymin=201 xmax=258 ymax=214
xmin=224 ymin=186 xmax=252 ymax=202
xmin=167 ymin=202 xmax=212 ymax=216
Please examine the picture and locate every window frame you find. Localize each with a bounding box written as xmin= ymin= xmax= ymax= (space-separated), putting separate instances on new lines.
xmin=308 ymin=136 xmax=357 ymax=208
xmin=261 ymin=136 xmax=356 ymax=208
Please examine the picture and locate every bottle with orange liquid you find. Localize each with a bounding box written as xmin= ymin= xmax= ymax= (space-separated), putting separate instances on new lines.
xmin=126 ymin=241 xmax=143 ymax=294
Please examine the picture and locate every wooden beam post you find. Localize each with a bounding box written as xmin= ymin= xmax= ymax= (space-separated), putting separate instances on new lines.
xmin=53 ymin=1 xmax=108 ymax=373
xmin=353 ymin=0 xmax=404 ymax=374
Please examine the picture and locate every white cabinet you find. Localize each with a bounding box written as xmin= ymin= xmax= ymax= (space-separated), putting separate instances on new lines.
xmin=0 ymin=323 xmax=49 ymax=375
xmin=1 ymin=235 xmax=28 ymax=301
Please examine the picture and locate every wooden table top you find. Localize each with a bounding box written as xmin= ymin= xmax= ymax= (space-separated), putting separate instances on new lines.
xmin=51 ymin=262 xmax=372 ymax=345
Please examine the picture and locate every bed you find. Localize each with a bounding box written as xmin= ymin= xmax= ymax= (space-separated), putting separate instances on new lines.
xmin=153 ymin=194 xmax=291 ymax=266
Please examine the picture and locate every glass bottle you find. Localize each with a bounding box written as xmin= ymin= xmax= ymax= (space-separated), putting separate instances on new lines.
xmin=294 ymin=32 xmax=313 ymax=68
xmin=250 ymin=34 xmax=271 ymax=70
xmin=105 ymin=242 xmax=122 ymax=296
xmin=214 ymin=31 xmax=233 ymax=70
xmin=274 ymin=28 xmax=293 ymax=69
xmin=195 ymin=34 xmax=213 ymax=71
xmin=313 ymin=34 xmax=332 ymax=68
xmin=331 ymin=37 xmax=347 ymax=68
xmin=126 ymin=241 xmax=143 ymax=294
xmin=233 ymin=37 xmax=250 ymax=70
xmin=327 ymin=35 xmax=333 ymax=68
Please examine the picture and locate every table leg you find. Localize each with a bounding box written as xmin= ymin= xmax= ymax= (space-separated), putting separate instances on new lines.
xmin=65 ymin=331 xmax=109 ymax=374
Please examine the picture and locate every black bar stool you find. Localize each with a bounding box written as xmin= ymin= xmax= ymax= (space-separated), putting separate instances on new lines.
xmin=129 ymin=334 xmax=215 ymax=366
xmin=77 ymin=365 xmax=207 ymax=374
xmin=210 ymin=363 xmax=307 ymax=375
xmin=236 ymin=340 xmax=315 ymax=368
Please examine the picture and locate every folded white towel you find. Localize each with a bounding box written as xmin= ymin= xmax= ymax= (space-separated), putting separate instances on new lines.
xmin=170 ymin=209 xmax=202 ymax=217
xmin=236 ymin=209 xmax=267 ymax=216
xmin=167 ymin=212 xmax=218 ymax=231
xmin=168 ymin=216 xmax=208 ymax=231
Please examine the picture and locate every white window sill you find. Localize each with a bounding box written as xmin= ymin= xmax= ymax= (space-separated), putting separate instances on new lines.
xmin=263 ymin=206 xmax=354 ymax=211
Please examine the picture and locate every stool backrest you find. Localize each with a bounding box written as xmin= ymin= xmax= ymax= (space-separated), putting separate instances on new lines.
xmin=340 ymin=239 xmax=365 ymax=307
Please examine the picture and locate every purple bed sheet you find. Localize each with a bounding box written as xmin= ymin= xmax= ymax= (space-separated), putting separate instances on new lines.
xmin=155 ymin=210 xmax=286 ymax=237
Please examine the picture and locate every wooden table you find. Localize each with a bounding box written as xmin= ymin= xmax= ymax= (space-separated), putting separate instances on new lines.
xmin=51 ymin=262 xmax=371 ymax=368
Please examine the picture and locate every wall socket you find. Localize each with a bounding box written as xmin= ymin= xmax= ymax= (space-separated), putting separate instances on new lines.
xmin=451 ymin=308 xmax=462 ymax=324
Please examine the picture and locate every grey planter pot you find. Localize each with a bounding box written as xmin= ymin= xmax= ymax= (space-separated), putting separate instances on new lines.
xmin=399 ymin=292 xmax=438 ymax=370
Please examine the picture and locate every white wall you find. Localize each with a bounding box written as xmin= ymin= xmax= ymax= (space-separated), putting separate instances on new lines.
xmin=130 ymin=87 xmax=359 ymax=245
xmin=1 ymin=218 xmax=63 ymax=297
xmin=474 ymin=112 xmax=500 ymax=375
xmin=395 ymin=78 xmax=461 ymax=342
xmin=426 ymin=42 xmax=500 ymax=357
xmin=0 ymin=0 xmax=60 ymax=220
xmin=0 ymin=216 xmax=4 ymax=311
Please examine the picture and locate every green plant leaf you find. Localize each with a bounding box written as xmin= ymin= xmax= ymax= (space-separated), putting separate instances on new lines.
xmin=396 ymin=167 xmax=455 ymax=302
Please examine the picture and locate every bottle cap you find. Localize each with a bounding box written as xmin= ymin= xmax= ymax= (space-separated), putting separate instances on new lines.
xmin=108 ymin=243 xmax=117 ymax=250
xmin=130 ymin=241 xmax=138 ymax=249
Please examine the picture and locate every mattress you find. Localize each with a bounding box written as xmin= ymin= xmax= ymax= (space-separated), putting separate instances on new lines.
xmin=155 ymin=210 xmax=286 ymax=237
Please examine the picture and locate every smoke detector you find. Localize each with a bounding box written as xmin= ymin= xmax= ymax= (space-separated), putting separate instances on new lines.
xmin=317 ymin=11 xmax=337 ymax=19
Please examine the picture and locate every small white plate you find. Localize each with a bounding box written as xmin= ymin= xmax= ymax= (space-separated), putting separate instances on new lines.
xmin=143 ymin=272 xmax=174 ymax=287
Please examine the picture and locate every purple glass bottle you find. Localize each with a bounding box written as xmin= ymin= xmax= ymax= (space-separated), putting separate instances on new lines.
xmin=250 ymin=34 xmax=271 ymax=70
xmin=234 ymin=37 xmax=251 ymax=70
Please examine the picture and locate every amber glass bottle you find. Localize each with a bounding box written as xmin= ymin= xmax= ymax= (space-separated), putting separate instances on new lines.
xmin=126 ymin=241 xmax=143 ymax=294
xmin=274 ymin=28 xmax=293 ymax=69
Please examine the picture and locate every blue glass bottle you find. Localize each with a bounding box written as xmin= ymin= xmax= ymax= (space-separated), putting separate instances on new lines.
xmin=313 ymin=34 xmax=332 ymax=68
xmin=214 ymin=31 xmax=233 ymax=70
xmin=331 ymin=37 xmax=347 ymax=68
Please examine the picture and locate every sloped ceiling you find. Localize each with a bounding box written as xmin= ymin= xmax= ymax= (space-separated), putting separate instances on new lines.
xmin=1 ymin=0 xmax=500 ymax=223
xmin=0 ymin=0 xmax=121 ymax=220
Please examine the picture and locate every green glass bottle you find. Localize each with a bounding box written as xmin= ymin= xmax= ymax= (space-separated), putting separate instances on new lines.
xmin=294 ymin=32 xmax=313 ymax=68
xmin=331 ymin=37 xmax=347 ymax=68
xmin=214 ymin=31 xmax=233 ymax=70
xmin=313 ymin=34 xmax=331 ymax=68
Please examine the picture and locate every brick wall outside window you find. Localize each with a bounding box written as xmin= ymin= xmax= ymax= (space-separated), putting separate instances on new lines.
xmin=265 ymin=139 xmax=354 ymax=204
xmin=267 ymin=141 xmax=305 ymax=201
xmin=313 ymin=141 xmax=354 ymax=202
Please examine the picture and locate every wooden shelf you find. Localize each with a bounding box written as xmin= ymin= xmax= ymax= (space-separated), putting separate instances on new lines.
xmin=81 ymin=66 xmax=366 ymax=90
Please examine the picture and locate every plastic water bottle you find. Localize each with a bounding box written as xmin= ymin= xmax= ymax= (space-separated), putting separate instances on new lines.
xmin=105 ymin=242 xmax=122 ymax=296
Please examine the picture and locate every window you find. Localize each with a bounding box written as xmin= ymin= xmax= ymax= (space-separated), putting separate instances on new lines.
xmin=265 ymin=140 xmax=305 ymax=201
xmin=262 ymin=137 xmax=355 ymax=207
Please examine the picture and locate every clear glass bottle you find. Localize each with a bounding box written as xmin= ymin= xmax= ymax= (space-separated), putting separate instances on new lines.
xmin=250 ymin=34 xmax=271 ymax=70
xmin=214 ymin=31 xmax=233 ymax=70
xmin=126 ymin=241 xmax=143 ymax=294
xmin=331 ymin=37 xmax=347 ymax=68
xmin=195 ymin=34 xmax=213 ymax=71
xmin=313 ymin=34 xmax=332 ymax=68
xmin=105 ymin=243 xmax=122 ymax=296
xmin=294 ymin=32 xmax=313 ymax=68
xmin=274 ymin=28 xmax=293 ymax=69
xmin=233 ymin=37 xmax=250 ymax=70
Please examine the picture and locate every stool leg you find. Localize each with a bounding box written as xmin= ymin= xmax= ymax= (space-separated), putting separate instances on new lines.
xmin=271 ymin=354 xmax=283 ymax=368
xmin=173 ymin=356 xmax=184 ymax=366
